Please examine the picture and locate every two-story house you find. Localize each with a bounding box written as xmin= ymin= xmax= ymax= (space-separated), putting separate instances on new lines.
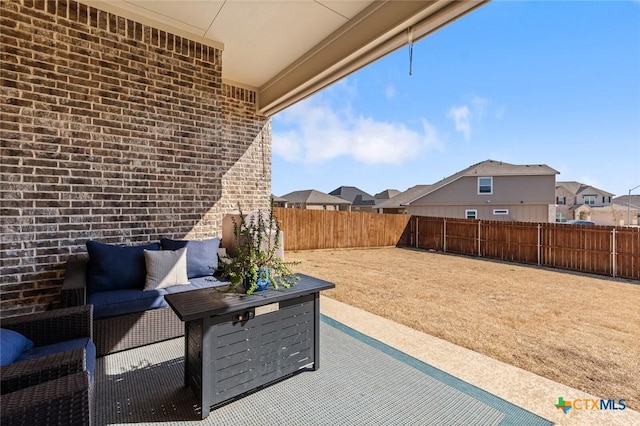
xmin=376 ymin=159 xmax=559 ymax=222
xmin=555 ymin=181 xmax=615 ymax=223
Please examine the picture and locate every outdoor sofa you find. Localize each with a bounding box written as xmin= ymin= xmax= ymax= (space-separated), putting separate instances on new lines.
xmin=61 ymin=238 xmax=227 ymax=357
xmin=0 ymin=305 xmax=95 ymax=426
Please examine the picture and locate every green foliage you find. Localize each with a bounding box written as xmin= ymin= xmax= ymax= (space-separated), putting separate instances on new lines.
xmin=220 ymin=199 xmax=299 ymax=295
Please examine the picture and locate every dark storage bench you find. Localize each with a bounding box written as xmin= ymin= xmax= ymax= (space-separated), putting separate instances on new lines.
xmin=164 ymin=274 xmax=335 ymax=419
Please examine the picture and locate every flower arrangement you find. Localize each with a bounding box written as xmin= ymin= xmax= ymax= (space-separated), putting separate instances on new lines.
xmin=220 ymin=200 xmax=299 ymax=295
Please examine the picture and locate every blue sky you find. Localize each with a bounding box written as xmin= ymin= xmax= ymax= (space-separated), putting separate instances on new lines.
xmin=272 ymin=1 xmax=640 ymax=198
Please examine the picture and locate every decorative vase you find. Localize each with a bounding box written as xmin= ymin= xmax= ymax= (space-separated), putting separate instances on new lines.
xmin=242 ymin=267 xmax=270 ymax=293
xmin=255 ymin=267 xmax=269 ymax=292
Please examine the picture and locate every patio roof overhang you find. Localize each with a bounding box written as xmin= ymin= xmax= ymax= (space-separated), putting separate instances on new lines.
xmin=80 ymin=0 xmax=489 ymax=116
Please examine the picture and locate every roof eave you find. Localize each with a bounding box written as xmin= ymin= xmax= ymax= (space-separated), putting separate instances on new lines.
xmin=257 ymin=0 xmax=489 ymax=116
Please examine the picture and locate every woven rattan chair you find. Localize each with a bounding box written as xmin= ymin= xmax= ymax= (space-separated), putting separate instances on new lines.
xmin=1 ymin=305 xmax=94 ymax=425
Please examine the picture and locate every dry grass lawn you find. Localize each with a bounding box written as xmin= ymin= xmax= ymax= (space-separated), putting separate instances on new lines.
xmin=287 ymin=247 xmax=640 ymax=410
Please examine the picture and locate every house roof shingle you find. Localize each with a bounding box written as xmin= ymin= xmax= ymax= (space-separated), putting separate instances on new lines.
xmin=280 ymin=189 xmax=351 ymax=205
xmin=374 ymin=189 xmax=401 ymax=200
xmin=556 ymin=181 xmax=615 ymax=197
xmin=613 ymin=195 xmax=640 ymax=209
xmin=375 ymin=185 xmax=432 ymax=209
xmin=377 ymin=159 xmax=559 ymax=208
xmin=329 ymin=186 xmax=374 ymax=205
xmin=271 ymin=194 xmax=288 ymax=203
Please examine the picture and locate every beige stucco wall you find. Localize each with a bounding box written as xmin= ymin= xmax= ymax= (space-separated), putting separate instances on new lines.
xmin=588 ymin=205 xmax=637 ymax=226
xmin=304 ymin=204 xmax=340 ymax=211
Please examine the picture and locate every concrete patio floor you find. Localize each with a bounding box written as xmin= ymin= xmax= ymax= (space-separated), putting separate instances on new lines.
xmin=320 ymin=296 xmax=639 ymax=426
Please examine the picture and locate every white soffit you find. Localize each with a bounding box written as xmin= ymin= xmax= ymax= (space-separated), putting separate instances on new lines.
xmin=79 ymin=1 xmax=489 ymax=115
xmin=82 ymin=0 xmax=372 ymax=89
xmin=206 ymin=1 xmax=365 ymax=90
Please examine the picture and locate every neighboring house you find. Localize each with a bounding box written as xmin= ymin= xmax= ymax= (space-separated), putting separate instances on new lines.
xmin=376 ymin=185 xmax=431 ymax=214
xmin=376 ymin=160 xmax=559 ymax=222
xmin=374 ymin=189 xmax=401 ymax=202
xmin=612 ymin=195 xmax=640 ymax=226
xmin=329 ymin=186 xmax=376 ymax=212
xmin=279 ymin=190 xmax=351 ymax=211
xmin=555 ymin=182 xmax=615 ymax=224
xmin=271 ymin=195 xmax=288 ymax=208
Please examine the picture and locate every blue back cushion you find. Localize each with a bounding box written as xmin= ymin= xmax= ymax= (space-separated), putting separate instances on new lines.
xmin=86 ymin=241 xmax=160 ymax=294
xmin=0 ymin=328 xmax=34 ymax=366
xmin=161 ymin=238 xmax=220 ymax=279
xmin=88 ymin=288 xmax=168 ymax=319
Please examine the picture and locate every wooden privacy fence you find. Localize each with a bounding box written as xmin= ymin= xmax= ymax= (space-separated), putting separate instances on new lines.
xmin=273 ymin=208 xmax=410 ymax=250
xmin=274 ymin=208 xmax=639 ymax=281
xmin=409 ymin=216 xmax=640 ymax=281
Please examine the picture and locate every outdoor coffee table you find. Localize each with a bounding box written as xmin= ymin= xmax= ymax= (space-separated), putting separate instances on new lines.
xmin=164 ymin=274 xmax=335 ymax=419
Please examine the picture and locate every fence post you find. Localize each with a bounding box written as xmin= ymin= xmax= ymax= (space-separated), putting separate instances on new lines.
xmin=477 ymin=221 xmax=482 ymax=256
xmin=409 ymin=215 xmax=414 ymax=247
xmin=537 ymin=223 xmax=541 ymax=266
xmin=443 ymin=218 xmax=447 ymax=253
xmin=415 ymin=217 xmax=419 ymax=249
xmin=612 ymin=228 xmax=616 ymax=278
xmin=343 ymin=210 xmax=346 ymax=249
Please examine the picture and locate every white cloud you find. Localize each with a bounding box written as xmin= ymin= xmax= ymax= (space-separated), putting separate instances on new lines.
xmin=422 ymin=119 xmax=440 ymax=149
xmin=273 ymin=92 xmax=441 ymax=165
xmin=271 ymin=130 xmax=302 ymax=162
xmin=447 ymin=94 xmax=492 ymax=141
xmin=447 ymin=105 xmax=471 ymax=141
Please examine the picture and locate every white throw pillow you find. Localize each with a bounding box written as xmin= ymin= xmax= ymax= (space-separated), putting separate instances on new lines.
xmin=144 ymin=247 xmax=189 ymax=290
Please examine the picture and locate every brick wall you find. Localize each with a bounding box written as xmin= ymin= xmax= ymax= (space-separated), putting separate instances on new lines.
xmin=0 ymin=0 xmax=271 ymax=317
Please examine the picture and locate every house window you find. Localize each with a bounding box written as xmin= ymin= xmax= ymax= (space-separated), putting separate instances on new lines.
xmin=584 ymin=195 xmax=596 ymax=205
xmin=478 ymin=177 xmax=492 ymax=194
xmin=556 ymin=212 xmax=567 ymax=222
xmin=493 ymin=209 xmax=509 ymax=215
xmin=556 ymin=196 xmax=565 ymax=205
xmin=465 ymin=209 xmax=477 ymax=219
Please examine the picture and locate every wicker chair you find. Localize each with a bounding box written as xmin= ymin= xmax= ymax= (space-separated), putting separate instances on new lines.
xmin=0 ymin=305 xmax=94 ymax=426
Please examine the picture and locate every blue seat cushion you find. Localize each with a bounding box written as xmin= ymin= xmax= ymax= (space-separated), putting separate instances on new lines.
xmin=86 ymin=240 xmax=161 ymax=294
xmin=17 ymin=338 xmax=96 ymax=383
xmin=0 ymin=328 xmax=34 ymax=366
xmin=89 ymin=288 xmax=168 ymax=319
xmin=160 ymin=238 xmax=220 ymax=279
xmin=163 ymin=276 xmax=228 ymax=294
